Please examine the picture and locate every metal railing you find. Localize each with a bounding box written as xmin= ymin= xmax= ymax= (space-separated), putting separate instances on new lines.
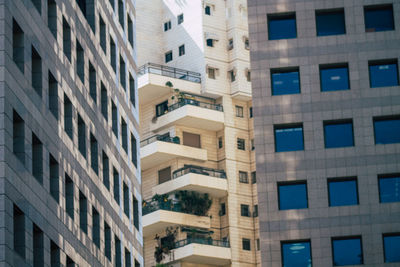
xmin=140 ymin=134 xmax=180 ymax=148
xmin=138 ymin=63 xmax=201 ymax=83
xmin=142 ymin=199 xmax=183 ymax=216
xmin=157 ymin=99 xmax=223 ymax=118
xmin=174 ymin=238 xmax=230 ymax=249
xmin=173 ymin=165 xmax=226 ymax=179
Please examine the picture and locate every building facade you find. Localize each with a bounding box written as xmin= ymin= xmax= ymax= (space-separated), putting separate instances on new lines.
xmin=1 ymin=0 xmax=142 ymax=266
xmin=248 ymin=0 xmax=400 ymax=266
xmin=136 ymin=0 xmax=260 ymax=266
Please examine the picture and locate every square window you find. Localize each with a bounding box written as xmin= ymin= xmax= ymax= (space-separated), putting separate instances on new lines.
xmin=315 ymin=9 xmax=346 ymax=36
xmin=165 ymin=51 xmax=173 ymax=63
xmin=239 ymin=171 xmax=248 ymax=183
xmin=378 ymin=174 xmax=400 ymax=203
xmin=328 ymin=178 xmax=358 ymax=207
xmin=271 ymin=68 xmax=300 ymax=95
xmin=206 ymin=39 xmax=214 ymax=47
xmin=240 ymin=204 xmax=250 ymax=217
xmin=164 ymin=21 xmax=171 ymax=31
xmin=235 ymin=106 xmax=243 ymax=117
xmin=324 ymin=120 xmax=354 ymax=148
xmin=369 ymin=60 xmax=399 ymax=88
xmin=268 ymin=13 xmax=297 ymax=40
xmin=364 ymin=5 xmax=394 ymax=32
xmin=332 ymin=237 xmax=363 ymax=266
xmin=281 ymin=240 xmax=312 ymax=267
xmin=278 ymin=182 xmax=308 ymax=210
xmin=242 ymin=238 xmax=251 ymax=251
xmin=383 ymin=233 xmax=400 ymax=263
xmin=373 ymin=116 xmax=400 ymax=144
xmin=177 ymin=14 xmax=184 ymax=24
xmin=179 ymin=44 xmax=185 ymax=56
xmin=320 ymin=64 xmax=350 ymax=91
xmin=274 ymin=124 xmax=304 ymax=152
xmin=237 ymin=138 xmax=245 ymax=150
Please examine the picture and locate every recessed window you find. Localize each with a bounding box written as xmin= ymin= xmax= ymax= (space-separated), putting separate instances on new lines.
xmin=274 ymin=124 xmax=304 ymax=152
xmin=251 ymin=171 xmax=256 ymax=184
xmin=271 ymin=67 xmax=300 ymax=95
xmin=13 ymin=19 xmax=25 ymax=73
xmin=101 ymin=83 xmax=108 ymax=121
xmin=102 ymin=151 xmax=110 ymax=189
xmin=158 ymin=166 xmax=171 ymax=184
xmin=364 ymin=4 xmax=394 ymax=32
xmin=235 ymin=105 xmax=243 ymax=117
xmin=268 ymin=12 xmax=297 ymax=40
xmin=281 ymin=240 xmax=312 ymax=267
xmin=123 ymin=182 xmax=130 ymax=217
xmin=278 ymin=182 xmax=308 ymax=210
xmin=165 ymin=51 xmax=173 ymax=63
xmin=206 ymin=38 xmax=214 ymax=47
xmin=13 ymin=110 xmax=25 ymax=163
xmin=378 ymin=174 xmax=400 ymax=203
xmin=49 ymin=154 xmax=59 ymax=203
xmin=90 ymin=133 xmax=98 ymax=174
xmin=219 ymin=203 xmax=226 ymax=216
xmin=63 ymin=17 xmax=71 ymax=62
xmin=383 ymin=233 xmax=400 ymax=263
xmin=79 ymin=191 xmax=88 ymax=234
xmin=179 ymin=44 xmax=185 ymax=56
xmin=218 ymin=136 xmax=223 ymax=149
xmin=48 ymin=71 xmax=59 ymax=119
xmin=64 ymin=94 xmax=73 ymax=139
xmin=100 ymin=16 xmax=107 ymax=53
xmin=239 ymin=171 xmax=248 ymax=183
xmin=14 ymin=205 xmax=25 ymax=258
xmin=332 ymin=236 xmax=363 ymax=266
xmin=328 ymin=178 xmax=359 ymax=207
xmin=113 ymin=168 xmax=120 ymax=204
xmin=323 ymin=120 xmax=354 ymax=148
xmin=242 ymin=238 xmax=251 ymax=251
xmin=164 ymin=20 xmax=171 ymax=31
xmin=78 ymin=114 xmax=86 ymax=158
xmin=47 ymin=0 xmax=57 ymax=38
xmin=110 ymin=37 xmax=117 ymax=72
xmin=240 ymin=204 xmax=250 ymax=217
xmin=133 ymin=195 xmax=139 ymax=230
xmin=112 ymin=101 xmax=118 ymax=137
xmin=208 ymin=67 xmax=216 ymax=79
xmin=120 ymin=56 xmax=126 ymax=90
xmin=244 ymin=37 xmax=249 ymax=50
xmin=320 ymin=64 xmax=350 ymax=91
xmin=115 ymin=235 xmax=121 ymax=267
xmin=315 ymin=9 xmax=346 ymax=36
xmin=92 ymin=207 xmax=100 ymax=248
xmin=368 ymin=60 xmax=399 ymax=88
xmin=237 ymin=138 xmax=245 ymax=150
xmin=89 ymin=62 xmax=97 ymax=103
xmin=228 ymin=69 xmax=236 ymax=82
xmin=32 ymin=133 xmax=43 ymax=184
xmin=118 ymin=0 xmax=124 ymax=30
xmin=373 ymin=116 xmax=400 ymax=144
xmin=246 ymin=69 xmax=251 ymax=82
xmin=227 ymin=38 xmax=233 ymax=50
xmin=121 ymin=117 xmax=128 ymax=152
xmin=31 ymin=46 xmax=42 ymax=97
xmin=76 ymin=40 xmax=84 ymax=83
xmin=183 ymin=132 xmax=201 ymax=148
xmin=128 ymin=16 xmax=134 ymax=47
xmin=105 ymin=222 xmax=111 ymax=261
xmin=249 ymin=107 xmax=253 ymax=118
xmin=65 ymin=174 xmax=74 ymax=219
xmin=177 ymin=14 xmax=184 ymax=24
xmin=205 ymin=5 xmax=211 ymax=15
xmin=253 ymin=204 xmax=258 ymax=217
xmin=251 ymin=139 xmax=255 ymax=151
xmin=156 ymin=101 xmax=168 ymax=117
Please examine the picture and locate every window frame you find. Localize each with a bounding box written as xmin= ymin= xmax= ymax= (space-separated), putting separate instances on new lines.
xmin=373 ymin=115 xmax=400 ymax=144
xmin=378 ymin=173 xmax=400 ymax=203
xmin=237 ymin=138 xmax=246 ymax=150
xmin=323 ymin=119 xmax=354 ymax=149
xmin=281 ymin=240 xmax=312 ymax=267
xmin=235 ymin=105 xmax=244 ymax=118
xmin=274 ymin=123 xmax=304 ymax=152
xmin=319 ymin=63 xmax=350 ymax=92
xmin=240 ymin=204 xmax=250 ymax=217
xmin=179 ymin=44 xmax=185 ymax=56
xmin=315 ymin=8 xmax=346 ymax=36
xmin=383 ymin=233 xmax=400 ymax=263
xmin=278 ymin=181 xmax=308 ymax=210
xmin=239 ymin=171 xmax=249 ymax=184
xmin=205 ymin=5 xmax=211 ymax=15
xmin=267 ymin=12 xmax=297 ymax=40
xmin=331 ymin=236 xmax=364 ymax=266
xmin=368 ymin=59 xmax=399 ymax=88
xmin=164 ymin=20 xmax=171 ymax=32
xmin=271 ymin=67 xmax=301 ymax=95
xmin=364 ymin=4 xmax=395 ymax=32
xmin=165 ymin=51 xmax=173 ymax=63
xmin=242 ymin=238 xmax=251 ymax=251
xmin=327 ymin=177 xmax=359 ymax=207
xmin=177 ymin=13 xmax=184 ymax=24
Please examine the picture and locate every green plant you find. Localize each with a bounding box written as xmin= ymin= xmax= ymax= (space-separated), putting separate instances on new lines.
xmin=175 ymin=190 xmax=212 ymax=216
xmin=154 ymin=227 xmax=178 ymax=263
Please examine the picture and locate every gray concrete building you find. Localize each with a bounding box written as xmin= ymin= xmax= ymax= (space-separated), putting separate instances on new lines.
xmin=0 ymin=0 xmax=142 ymax=266
xmin=248 ymin=0 xmax=400 ymax=266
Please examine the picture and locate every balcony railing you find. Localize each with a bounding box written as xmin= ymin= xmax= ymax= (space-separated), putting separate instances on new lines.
xmin=173 ymin=165 xmax=226 ymax=179
xmin=142 ymin=199 xmax=183 ymax=216
xmin=140 ymin=134 xmax=180 ymax=148
xmin=174 ymin=238 xmax=230 ymax=249
xmin=138 ymin=63 xmax=201 ymax=83
xmin=157 ymin=99 xmax=223 ymax=118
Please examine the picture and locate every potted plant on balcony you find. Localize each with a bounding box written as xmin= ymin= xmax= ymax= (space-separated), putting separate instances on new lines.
xmin=154 ymin=227 xmax=178 ymax=264
xmin=175 ymin=190 xmax=212 ymax=216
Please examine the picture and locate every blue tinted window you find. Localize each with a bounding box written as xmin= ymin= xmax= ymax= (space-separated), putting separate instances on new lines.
xmin=369 ymin=62 xmax=399 ymax=88
xmin=320 ymin=65 xmax=349 ymax=91
xmin=332 ymin=237 xmax=363 ymax=266
xmin=328 ymin=179 xmax=358 ymax=207
xmin=278 ymin=183 xmax=307 ymax=210
xmin=316 ymin=10 xmax=346 ymax=36
xmin=379 ymin=176 xmax=400 ymax=203
xmin=324 ymin=121 xmax=354 ymax=148
xmin=383 ymin=234 xmax=400 ymax=262
xmin=365 ymin=5 xmax=394 ymax=32
xmin=282 ymin=241 xmax=312 ymax=267
xmin=374 ymin=117 xmax=400 ymax=144
xmin=275 ymin=125 xmax=304 ymax=152
xmin=271 ymin=69 xmax=300 ymax=95
xmin=268 ymin=13 xmax=297 ymax=40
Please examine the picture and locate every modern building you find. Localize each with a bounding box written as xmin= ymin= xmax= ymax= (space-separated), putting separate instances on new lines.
xmin=136 ymin=0 xmax=260 ymax=266
xmin=248 ymin=0 xmax=400 ymax=266
xmin=1 ymin=0 xmax=142 ymax=266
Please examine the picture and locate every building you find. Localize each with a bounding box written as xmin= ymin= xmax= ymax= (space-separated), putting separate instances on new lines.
xmin=248 ymin=0 xmax=400 ymax=266
xmin=1 ymin=0 xmax=142 ymax=266
xmin=136 ymin=0 xmax=260 ymax=266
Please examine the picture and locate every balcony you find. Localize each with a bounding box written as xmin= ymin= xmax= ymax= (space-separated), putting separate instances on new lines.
xmin=163 ymin=238 xmax=231 ymax=265
xmin=140 ymin=135 xmax=207 ymax=170
xmin=153 ymin=165 xmax=228 ymax=197
xmin=138 ymin=63 xmax=202 ymax=103
xmin=151 ymin=99 xmax=224 ymax=132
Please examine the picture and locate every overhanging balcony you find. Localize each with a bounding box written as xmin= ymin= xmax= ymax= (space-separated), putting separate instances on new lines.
xmin=138 ymin=63 xmax=202 ymax=104
xmin=153 ymin=165 xmax=228 ymax=197
xmin=150 ymin=99 xmax=224 ymax=132
xmin=140 ymin=135 xmax=207 ymax=170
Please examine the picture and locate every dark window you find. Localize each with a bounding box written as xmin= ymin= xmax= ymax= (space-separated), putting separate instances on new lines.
xmin=281 ymin=240 xmax=312 ymax=267
xmin=78 ymin=114 xmax=86 ymax=158
xmin=251 ymin=139 xmax=255 ymax=151
xmin=129 ymin=74 xmax=136 ymax=107
xmin=112 ymin=101 xmax=118 ymax=137
xmin=113 ymin=168 xmax=120 ymax=204
xmin=328 ymin=178 xmax=358 ymax=207
xmin=237 ymin=138 xmax=245 ymax=150
xmin=183 ymin=132 xmax=201 ymax=148
xmin=79 ymin=191 xmax=88 ymax=233
xmin=118 ymin=0 xmax=124 ymax=30
xmin=64 ymin=94 xmax=73 ymax=139
xmin=135 ymin=259 xmax=140 ymax=267
xmin=249 ymin=107 xmax=253 ymax=118
xmin=253 ymin=205 xmax=258 ymax=217
xmin=48 ymin=71 xmax=59 ymax=119
xmin=13 ymin=19 xmax=25 ymax=73
xmin=63 ymin=18 xmax=71 ymax=61
xmin=373 ymin=116 xmax=400 ymax=144
xmin=89 ymin=62 xmax=97 ymax=103
xmin=383 ymin=233 xmax=400 ymax=263
xmin=320 ymin=64 xmax=350 ymax=91
xmin=316 ymin=9 xmax=346 ymax=36
xmin=31 ymin=46 xmax=42 ymax=97
xmin=219 ymin=203 xmax=226 ymax=216
xmin=50 ymin=241 xmax=61 ymax=267
xmin=110 ymin=37 xmax=116 ymax=72
xmin=120 ymin=56 xmax=126 ymax=90
xmin=101 ymin=83 xmax=108 ymax=120
xmin=32 ymin=133 xmax=43 ymax=184
xmin=121 ymin=118 xmax=128 ymax=152
xmin=156 ymin=101 xmax=168 ymax=117
xmin=123 ymin=183 xmax=130 ymax=217
xmin=218 ymin=136 xmax=223 ymax=148
xmin=378 ymin=174 xmax=400 ymax=203
xmin=229 ymin=70 xmax=236 ymax=82
xmin=324 ymin=120 xmax=354 ymax=148
xmin=100 ymin=16 xmax=107 ymax=53
xmin=251 ymin=171 xmax=256 ymax=184
xmin=92 ymin=207 xmax=100 ymax=248
xmin=165 ymin=51 xmax=173 ymax=63
xmin=14 ymin=205 xmax=25 ymax=258
xmin=228 ymin=38 xmax=234 ymax=50
xmin=208 ymin=67 xmax=216 ymax=79
xmin=278 ymin=182 xmax=308 ymax=210
xmin=271 ymin=67 xmax=300 ymax=95
xmin=50 ymin=154 xmax=60 ymax=203
xmin=133 ymin=195 xmax=139 ymax=230
xmin=239 ymin=171 xmax=249 ymax=184
xmin=131 ymin=133 xmax=137 ymax=167
xmin=105 ymin=222 xmax=111 ymax=261
xmin=66 ymin=257 xmax=75 ymax=267
xmin=268 ymin=13 xmax=297 ymax=40
xmin=115 ymin=235 xmax=122 ymax=267
xmin=179 ymin=44 xmax=185 ymax=56
xmin=246 ymin=69 xmax=251 ymax=81
xmin=274 ymin=124 xmax=304 ymax=152
xmin=65 ymin=174 xmax=74 ymax=219
xmin=241 ymin=204 xmax=250 ymax=217
xmin=48 ymin=0 xmax=57 ymax=39
xmin=205 ymin=6 xmax=211 ymax=15
xmin=102 ymin=151 xmax=110 ymax=189
xmin=31 ymin=0 xmax=41 ymax=14
xmin=242 ymin=238 xmax=251 ymax=251
xmin=125 ymin=248 xmax=132 ymax=267
xmin=109 ymin=0 xmax=114 ymax=10
xmin=158 ymin=167 xmax=171 ymax=184
xmin=332 ymin=236 xmax=363 ymax=266
xmin=13 ymin=110 xmax=25 ymax=163
xmin=364 ymin=4 xmax=394 ymax=32
xmin=77 ymin=0 xmax=95 ymax=32
xmin=256 ymin=239 xmax=260 ymax=250
xmin=164 ymin=21 xmax=171 ymax=31
xmin=178 ymin=14 xmax=184 ymax=24
xmin=76 ymin=40 xmax=85 ymax=83
xmin=369 ymin=60 xmax=399 ymax=88
xmin=206 ymin=39 xmax=214 ymax=47
xmin=236 ymin=106 xmax=243 ymax=117
xmin=90 ymin=134 xmax=98 ymax=174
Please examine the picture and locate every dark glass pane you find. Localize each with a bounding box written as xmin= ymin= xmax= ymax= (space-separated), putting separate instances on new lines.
xmin=329 ymin=180 xmax=358 ymax=206
xmin=374 ymin=118 xmax=400 ymax=144
xmin=282 ymin=241 xmax=312 ymax=267
xmin=369 ymin=63 xmax=399 ymax=87
xmin=316 ymin=10 xmax=346 ymax=36
xmin=324 ymin=122 xmax=354 ymax=148
xmin=379 ymin=177 xmax=400 ymax=203
xmin=272 ymin=70 xmax=300 ymax=95
xmin=275 ymin=126 xmax=304 ymax=152
xmin=332 ymin=238 xmax=363 ymax=266
xmin=320 ymin=66 xmax=349 ymax=91
xmin=384 ymin=235 xmax=400 ymax=262
xmin=279 ymin=183 xmax=307 ymax=210
xmin=365 ymin=7 xmax=394 ymax=32
xmin=268 ymin=15 xmax=297 ymax=40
